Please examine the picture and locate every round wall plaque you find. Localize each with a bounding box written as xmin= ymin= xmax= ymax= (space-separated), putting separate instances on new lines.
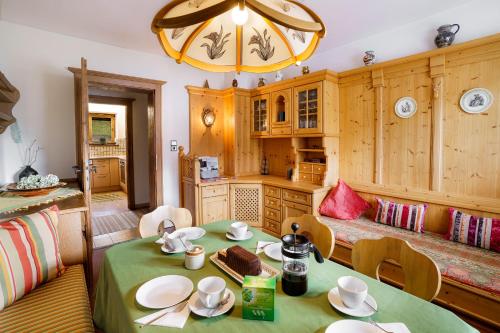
xmin=394 ymin=97 xmax=417 ymax=118
xmin=460 ymin=88 xmax=493 ymax=114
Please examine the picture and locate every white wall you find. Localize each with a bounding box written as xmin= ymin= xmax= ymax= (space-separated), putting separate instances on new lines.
xmin=281 ymin=0 xmax=500 ymax=77
xmin=0 ymin=20 xmax=226 ymax=206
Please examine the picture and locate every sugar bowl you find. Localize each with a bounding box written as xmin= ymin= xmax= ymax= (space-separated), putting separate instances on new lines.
xmin=185 ymin=245 xmax=205 ymax=270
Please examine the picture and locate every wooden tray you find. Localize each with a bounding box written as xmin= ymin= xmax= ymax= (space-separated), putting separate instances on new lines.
xmin=210 ymin=249 xmax=281 ymax=284
xmin=1 ymin=182 xmax=66 ymax=197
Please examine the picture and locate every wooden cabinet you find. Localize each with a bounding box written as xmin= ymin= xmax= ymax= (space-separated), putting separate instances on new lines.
xmin=201 ymin=195 xmax=229 ymax=225
xmin=270 ymin=89 xmax=292 ymax=136
xmin=251 ymin=94 xmax=270 ymax=137
xmin=293 ymin=82 xmax=323 ymax=135
xmin=91 ymin=158 xmax=120 ymax=192
xmin=229 ymin=184 xmax=263 ymax=227
xmin=298 ymin=162 xmax=325 ymax=185
xmin=282 ymin=200 xmax=312 ymax=221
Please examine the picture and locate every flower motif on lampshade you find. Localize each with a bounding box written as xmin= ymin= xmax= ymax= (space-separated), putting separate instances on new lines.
xmin=151 ymin=0 xmax=326 ymax=73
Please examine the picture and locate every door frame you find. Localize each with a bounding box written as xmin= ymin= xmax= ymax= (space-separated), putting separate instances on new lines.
xmin=88 ymin=95 xmax=137 ymax=210
xmin=69 ymin=67 xmax=165 ymax=209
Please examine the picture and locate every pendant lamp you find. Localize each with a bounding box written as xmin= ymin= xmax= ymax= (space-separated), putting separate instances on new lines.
xmin=151 ymin=0 xmax=326 ymax=73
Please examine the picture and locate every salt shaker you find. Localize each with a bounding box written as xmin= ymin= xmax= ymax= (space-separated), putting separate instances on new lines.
xmin=185 ymin=245 xmax=205 ymax=270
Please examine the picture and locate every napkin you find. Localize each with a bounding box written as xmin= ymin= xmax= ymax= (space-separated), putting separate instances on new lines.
xmin=135 ymin=302 xmax=191 ymax=328
xmin=377 ymin=322 xmax=411 ymax=333
xmin=256 ymin=241 xmax=275 ymax=254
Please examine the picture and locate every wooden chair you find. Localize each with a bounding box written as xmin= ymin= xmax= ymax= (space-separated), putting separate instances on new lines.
xmin=281 ymin=214 xmax=335 ymax=258
xmin=138 ymin=205 xmax=192 ymax=238
xmin=352 ymin=237 xmax=441 ymax=301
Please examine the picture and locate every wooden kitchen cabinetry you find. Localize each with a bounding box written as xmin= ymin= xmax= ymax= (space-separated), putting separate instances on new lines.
xmin=230 ymin=184 xmax=263 ymax=228
xmin=270 ymin=89 xmax=292 ymax=136
xmin=251 ymin=94 xmax=270 ymax=138
xmin=200 ymin=184 xmax=229 ymax=225
xmin=91 ymin=158 xmax=121 ymax=193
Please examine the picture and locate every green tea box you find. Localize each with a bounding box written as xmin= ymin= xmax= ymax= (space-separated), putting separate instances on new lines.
xmin=242 ymin=276 xmax=276 ymax=321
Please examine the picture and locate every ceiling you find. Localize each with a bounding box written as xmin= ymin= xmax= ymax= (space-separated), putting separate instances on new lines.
xmin=0 ymin=0 xmax=470 ymax=57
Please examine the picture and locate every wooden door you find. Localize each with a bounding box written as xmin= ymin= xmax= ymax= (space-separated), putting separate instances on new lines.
xmin=293 ymin=82 xmax=323 ymax=135
xmin=201 ymin=196 xmax=229 ymax=224
xmin=229 ymin=184 xmax=263 ymax=227
xmin=250 ymin=94 xmax=270 ymax=137
xmin=270 ymin=89 xmax=292 ymax=136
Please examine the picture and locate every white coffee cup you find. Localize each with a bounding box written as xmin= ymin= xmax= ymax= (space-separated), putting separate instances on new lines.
xmin=197 ymin=276 xmax=226 ymax=309
xmin=229 ymin=221 xmax=248 ymax=239
xmin=165 ymin=231 xmax=187 ymax=251
xmin=337 ymin=276 xmax=368 ymax=308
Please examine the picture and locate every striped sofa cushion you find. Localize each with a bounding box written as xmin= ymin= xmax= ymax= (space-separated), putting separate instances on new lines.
xmin=374 ymin=198 xmax=427 ymax=233
xmin=0 ymin=206 xmax=65 ymax=311
xmin=0 ymin=265 xmax=94 ymax=333
xmin=446 ymin=208 xmax=500 ymax=253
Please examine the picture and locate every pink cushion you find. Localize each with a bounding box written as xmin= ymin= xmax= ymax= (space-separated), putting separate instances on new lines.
xmin=374 ymin=198 xmax=427 ymax=233
xmin=445 ymin=208 xmax=500 ymax=253
xmin=319 ymin=179 xmax=371 ymax=220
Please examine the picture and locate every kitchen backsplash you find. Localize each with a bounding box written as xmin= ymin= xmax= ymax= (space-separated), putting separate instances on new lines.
xmin=90 ymin=138 xmax=126 ymax=157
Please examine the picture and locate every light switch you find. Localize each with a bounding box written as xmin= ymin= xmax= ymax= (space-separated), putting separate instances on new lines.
xmin=170 ymin=140 xmax=178 ymax=151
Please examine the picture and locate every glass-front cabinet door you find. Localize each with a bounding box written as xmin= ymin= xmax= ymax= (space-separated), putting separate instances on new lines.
xmin=251 ymin=94 xmax=270 ymax=137
xmin=293 ymin=82 xmax=323 ymax=135
xmin=270 ymin=89 xmax=292 ymax=136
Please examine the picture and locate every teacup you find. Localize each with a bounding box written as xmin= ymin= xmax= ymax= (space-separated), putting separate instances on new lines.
xmin=337 ymin=276 xmax=368 ymax=308
xmin=229 ymin=221 xmax=248 ymax=239
xmin=197 ymin=276 xmax=226 ymax=309
xmin=164 ymin=231 xmax=187 ymax=251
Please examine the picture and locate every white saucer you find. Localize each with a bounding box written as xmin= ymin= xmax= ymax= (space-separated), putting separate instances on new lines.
xmin=326 ymin=320 xmax=411 ymax=333
xmin=226 ymin=231 xmax=253 ymax=241
xmin=136 ymin=275 xmax=193 ymax=309
xmin=160 ymin=240 xmax=193 ymax=254
xmin=188 ymin=289 xmax=235 ymax=317
xmin=155 ymin=227 xmax=206 ymax=244
xmin=264 ymin=242 xmax=282 ymax=261
xmin=328 ymin=287 xmax=377 ymax=317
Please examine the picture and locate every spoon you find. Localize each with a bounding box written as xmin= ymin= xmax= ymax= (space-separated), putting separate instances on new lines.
xmin=208 ymin=292 xmax=231 ymax=318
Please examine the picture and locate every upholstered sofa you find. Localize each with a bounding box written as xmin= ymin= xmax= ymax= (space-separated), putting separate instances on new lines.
xmin=0 ymin=208 xmax=94 ymax=333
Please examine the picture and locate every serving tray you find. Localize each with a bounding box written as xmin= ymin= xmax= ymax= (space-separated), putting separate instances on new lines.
xmin=210 ymin=249 xmax=281 ymax=284
xmin=1 ymin=182 xmax=67 ymax=197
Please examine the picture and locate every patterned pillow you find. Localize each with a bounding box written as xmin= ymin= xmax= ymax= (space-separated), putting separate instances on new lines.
xmin=0 ymin=206 xmax=65 ymax=310
xmin=374 ymin=198 xmax=427 ymax=233
xmin=445 ymin=208 xmax=500 ymax=253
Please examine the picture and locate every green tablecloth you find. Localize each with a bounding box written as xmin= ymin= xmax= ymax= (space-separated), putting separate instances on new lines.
xmin=93 ymin=221 xmax=478 ymax=333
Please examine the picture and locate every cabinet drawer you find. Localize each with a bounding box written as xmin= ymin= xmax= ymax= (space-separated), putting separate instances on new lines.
xmin=264 ymin=185 xmax=281 ymax=199
xmin=92 ymin=174 xmax=110 ymax=188
xmin=202 ymin=184 xmax=228 ymax=198
xmin=312 ymin=164 xmax=326 ymax=174
xmin=271 ymin=126 xmax=292 ymax=136
xmin=94 ymin=164 xmax=109 ymax=175
xmin=299 ymin=173 xmax=313 ymax=182
xmin=93 ymin=159 xmax=109 ymax=166
xmin=265 ymin=218 xmax=281 ymax=235
xmin=264 ymin=207 xmax=281 ymax=222
xmin=264 ymin=196 xmax=281 ymax=210
xmin=282 ymin=189 xmax=311 ymax=205
xmin=312 ymin=174 xmax=323 ymax=185
xmin=299 ymin=163 xmax=313 ymax=173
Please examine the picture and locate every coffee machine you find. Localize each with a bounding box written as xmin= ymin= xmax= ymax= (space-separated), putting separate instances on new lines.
xmin=199 ymin=156 xmax=219 ymax=179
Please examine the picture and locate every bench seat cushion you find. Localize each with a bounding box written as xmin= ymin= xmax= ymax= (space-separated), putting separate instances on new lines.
xmin=321 ymin=215 xmax=500 ymax=295
xmin=0 ymin=264 xmax=94 ymax=333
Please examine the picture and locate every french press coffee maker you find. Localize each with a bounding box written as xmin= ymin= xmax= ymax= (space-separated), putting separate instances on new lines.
xmin=281 ymin=223 xmax=324 ymax=296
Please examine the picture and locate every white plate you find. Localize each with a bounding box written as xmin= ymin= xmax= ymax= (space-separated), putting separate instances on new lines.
xmin=460 ymin=88 xmax=493 ymax=114
xmin=325 ymin=320 xmax=381 ymax=333
xmin=394 ymin=97 xmax=417 ymax=118
xmin=328 ymin=287 xmax=377 ymax=317
xmin=226 ymin=231 xmax=253 ymax=241
xmin=188 ymin=289 xmax=235 ymax=317
xmin=161 ymin=240 xmax=193 ymax=254
xmin=264 ymin=242 xmax=282 ymax=261
xmin=155 ymin=227 xmax=206 ymax=244
xmin=136 ymin=275 xmax=193 ymax=309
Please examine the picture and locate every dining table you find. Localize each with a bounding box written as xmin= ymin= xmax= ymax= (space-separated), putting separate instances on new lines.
xmin=93 ymin=220 xmax=479 ymax=333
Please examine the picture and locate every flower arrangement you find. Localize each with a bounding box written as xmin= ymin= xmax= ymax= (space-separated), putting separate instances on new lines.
xmin=17 ymin=174 xmax=60 ymax=190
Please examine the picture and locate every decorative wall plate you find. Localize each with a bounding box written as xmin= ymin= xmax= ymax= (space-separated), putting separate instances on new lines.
xmin=460 ymin=88 xmax=493 ymax=114
xmin=394 ymin=97 xmax=417 ymax=118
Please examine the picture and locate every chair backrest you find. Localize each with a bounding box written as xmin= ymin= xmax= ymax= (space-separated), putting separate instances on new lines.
xmin=352 ymin=237 xmax=441 ymax=301
xmin=281 ymin=214 xmax=335 ymax=258
xmin=138 ymin=205 xmax=193 ymax=238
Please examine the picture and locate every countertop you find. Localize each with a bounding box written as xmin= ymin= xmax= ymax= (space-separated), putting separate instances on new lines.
xmin=199 ymin=175 xmax=331 ymax=194
xmin=90 ymin=155 xmax=126 ymax=160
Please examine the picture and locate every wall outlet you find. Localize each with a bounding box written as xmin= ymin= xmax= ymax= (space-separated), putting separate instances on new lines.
xmin=170 ymin=140 xmax=178 ymax=151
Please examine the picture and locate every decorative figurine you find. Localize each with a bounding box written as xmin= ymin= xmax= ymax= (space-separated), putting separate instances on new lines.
xmin=363 ymin=51 xmax=376 ymax=66
xmin=302 ymin=66 xmax=310 ymax=75
xmin=434 ymin=24 xmax=460 ymax=48
xmin=203 ymin=79 xmax=210 ymax=88
xmin=232 ymin=78 xmax=238 ymax=87
xmin=258 ymin=78 xmax=266 ymax=87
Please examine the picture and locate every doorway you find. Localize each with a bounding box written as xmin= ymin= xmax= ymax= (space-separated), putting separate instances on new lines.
xmin=69 ymin=64 xmax=165 ymax=249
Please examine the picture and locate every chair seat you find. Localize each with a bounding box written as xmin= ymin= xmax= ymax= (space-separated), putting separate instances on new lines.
xmin=0 ymin=265 xmax=94 ymax=333
xmin=320 ymin=216 xmax=500 ymax=295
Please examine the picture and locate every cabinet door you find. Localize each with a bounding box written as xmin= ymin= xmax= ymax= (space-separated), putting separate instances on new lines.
xmin=293 ymin=82 xmax=323 ymax=135
xmin=230 ymin=184 xmax=263 ymax=227
xmin=109 ymin=158 xmax=120 ymax=186
xmin=282 ymin=200 xmax=312 ymax=224
xmin=251 ymin=94 xmax=270 ymax=137
xmin=202 ymin=195 xmax=229 ymax=225
xmin=270 ymin=89 xmax=292 ymax=136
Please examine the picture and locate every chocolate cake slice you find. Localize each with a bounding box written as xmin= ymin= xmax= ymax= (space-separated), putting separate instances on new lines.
xmin=218 ymin=245 xmax=262 ymax=276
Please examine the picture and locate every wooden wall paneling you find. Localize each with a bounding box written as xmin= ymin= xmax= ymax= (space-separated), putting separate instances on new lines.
xmin=322 ymin=136 xmax=339 ymax=186
xmin=443 ymin=49 xmax=500 ymax=198
xmin=430 ymin=55 xmax=446 ymax=192
xmin=382 ymin=60 xmax=432 ymax=190
xmin=262 ymin=138 xmax=294 ymax=177
xmin=372 ymin=69 xmax=384 ymax=184
xmin=223 ymin=93 xmax=236 ymax=176
xmin=322 ymin=77 xmax=340 ymax=136
xmin=338 ymin=72 xmax=375 ymax=183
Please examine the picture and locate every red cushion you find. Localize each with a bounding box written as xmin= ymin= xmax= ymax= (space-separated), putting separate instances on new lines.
xmin=319 ymin=179 xmax=371 ymax=220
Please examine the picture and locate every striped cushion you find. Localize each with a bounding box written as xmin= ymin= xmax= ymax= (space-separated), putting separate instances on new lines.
xmin=0 ymin=265 xmax=94 ymax=333
xmin=0 ymin=206 xmax=65 ymax=311
xmin=446 ymin=208 xmax=500 ymax=253
xmin=374 ymin=198 xmax=427 ymax=233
